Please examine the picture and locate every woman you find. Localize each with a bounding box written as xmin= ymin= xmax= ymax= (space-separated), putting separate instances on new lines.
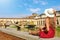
xmin=39 ymin=9 xmax=56 ymax=38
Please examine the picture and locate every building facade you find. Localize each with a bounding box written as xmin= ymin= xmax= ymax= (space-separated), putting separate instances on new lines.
xmin=0 ymin=11 xmax=60 ymax=28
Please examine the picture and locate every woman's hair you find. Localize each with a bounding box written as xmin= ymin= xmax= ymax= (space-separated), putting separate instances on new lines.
xmin=47 ymin=17 xmax=56 ymax=29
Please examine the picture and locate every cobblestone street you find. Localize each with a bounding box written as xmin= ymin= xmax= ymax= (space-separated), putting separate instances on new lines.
xmin=0 ymin=31 xmax=25 ymax=40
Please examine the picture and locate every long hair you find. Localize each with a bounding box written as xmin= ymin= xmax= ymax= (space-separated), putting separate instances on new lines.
xmin=47 ymin=17 xmax=55 ymax=29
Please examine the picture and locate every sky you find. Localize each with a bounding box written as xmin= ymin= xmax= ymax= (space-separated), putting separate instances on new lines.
xmin=0 ymin=0 xmax=60 ymax=18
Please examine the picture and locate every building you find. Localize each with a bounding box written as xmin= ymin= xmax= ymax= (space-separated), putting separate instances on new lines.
xmin=39 ymin=11 xmax=60 ymax=26
xmin=0 ymin=11 xmax=60 ymax=28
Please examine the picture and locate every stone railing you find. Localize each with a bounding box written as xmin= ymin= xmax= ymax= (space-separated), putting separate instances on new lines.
xmin=0 ymin=27 xmax=60 ymax=40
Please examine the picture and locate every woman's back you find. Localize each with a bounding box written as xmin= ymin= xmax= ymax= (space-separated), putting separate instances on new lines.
xmin=49 ymin=17 xmax=55 ymax=29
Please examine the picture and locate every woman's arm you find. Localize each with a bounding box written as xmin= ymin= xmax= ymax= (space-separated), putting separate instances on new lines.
xmin=53 ymin=10 xmax=56 ymax=26
xmin=54 ymin=15 xmax=56 ymax=26
xmin=45 ymin=17 xmax=50 ymax=31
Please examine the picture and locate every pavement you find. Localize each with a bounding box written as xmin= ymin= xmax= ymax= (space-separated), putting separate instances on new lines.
xmin=0 ymin=31 xmax=25 ymax=40
xmin=0 ymin=27 xmax=60 ymax=40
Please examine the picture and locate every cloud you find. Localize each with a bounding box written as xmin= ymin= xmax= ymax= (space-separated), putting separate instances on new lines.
xmin=33 ymin=0 xmax=39 ymax=4
xmin=40 ymin=1 xmax=47 ymax=5
xmin=33 ymin=0 xmax=48 ymax=5
xmin=29 ymin=8 xmax=40 ymax=13
xmin=52 ymin=6 xmax=60 ymax=10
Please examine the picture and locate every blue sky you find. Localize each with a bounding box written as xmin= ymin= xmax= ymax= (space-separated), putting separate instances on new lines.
xmin=0 ymin=0 xmax=60 ymax=18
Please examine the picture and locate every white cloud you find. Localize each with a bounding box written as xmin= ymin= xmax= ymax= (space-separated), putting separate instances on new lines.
xmin=40 ymin=1 xmax=47 ymax=5
xmin=29 ymin=8 xmax=40 ymax=13
xmin=33 ymin=0 xmax=48 ymax=5
xmin=33 ymin=0 xmax=39 ymax=4
xmin=52 ymin=6 xmax=60 ymax=10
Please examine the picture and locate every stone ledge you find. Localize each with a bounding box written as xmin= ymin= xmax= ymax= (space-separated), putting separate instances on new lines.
xmin=0 ymin=27 xmax=39 ymax=40
xmin=0 ymin=27 xmax=60 ymax=40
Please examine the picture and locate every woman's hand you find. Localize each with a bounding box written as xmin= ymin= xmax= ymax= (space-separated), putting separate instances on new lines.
xmin=39 ymin=26 xmax=45 ymax=31
xmin=53 ymin=10 xmax=56 ymax=16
